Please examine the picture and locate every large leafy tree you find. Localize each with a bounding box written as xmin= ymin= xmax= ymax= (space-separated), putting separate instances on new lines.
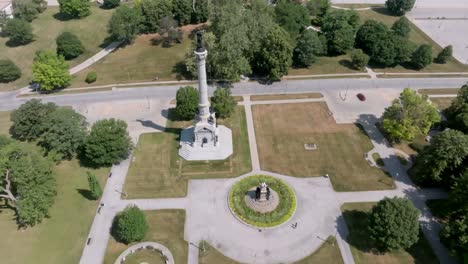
xmin=0 ymin=59 xmax=22 ymax=83
xmin=139 ymin=0 xmax=173 ymax=33
xmin=441 ymin=214 xmax=468 ymax=262
xmin=391 ymin=16 xmax=411 ymax=38
xmin=184 ymin=32 xmax=216 ymax=78
xmin=293 ymin=29 xmax=325 ymax=67
xmin=385 ymin=0 xmax=415 ymax=16
xmin=446 ymin=85 xmax=468 ymax=133
xmin=40 ymin=108 xmax=87 ymax=160
xmin=32 ymin=50 xmax=71 ymax=91
xmin=274 ymin=0 xmax=309 ymax=39
xmin=11 ymin=99 xmax=58 ymax=141
xmin=253 ymin=25 xmax=292 ymax=80
xmin=3 ymin=18 xmax=34 ymax=45
xmin=382 ymin=88 xmax=440 ymax=141
xmin=306 ymin=0 xmax=330 ymax=17
xmin=83 ymin=119 xmax=132 ymax=167
xmin=108 ymin=5 xmax=143 ymax=44
xmin=243 ymin=0 xmax=275 ymax=62
xmin=58 ymin=0 xmax=91 ymax=18
xmin=56 ymin=31 xmax=84 ymax=60
xmin=211 ymin=87 xmax=236 ymax=119
xmin=112 ymin=205 xmax=148 ymax=244
xmin=175 ymin=86 xmax=199 ymax=120
xmin=411 ymin=44 xmax=433 ymax=69
xmin=0 ymin=140 xmax=56 ymax=227
xmin=368 ymin=197 xmax=420 ymax=251
xmin=173 ymin=0 xmax=192 ymax=25
xmin=449 ymin=170 xmax=468 ymax=214
xmin=356 ymin=20 xmax=397 ymax=66
xmin=321 ymin=9 xmax=360 ymax=55
xmin=190 ymin=0 xmax=209 ymax=24
xmin=411 ymin=130 xmax=468 ymax=186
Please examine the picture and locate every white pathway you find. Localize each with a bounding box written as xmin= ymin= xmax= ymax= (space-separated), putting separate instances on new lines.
xmin=80 ymin=93 xmax=456 ymax=264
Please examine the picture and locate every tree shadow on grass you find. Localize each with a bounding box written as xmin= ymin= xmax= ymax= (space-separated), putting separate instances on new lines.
xmin=339 ymin=59 xmax=357 ymax=71
xmin=341 ymin=210 xmax=378 ymax=253
xmin=76 ymin=189 xmax=96 ymax=200
xmin=372 ymin=6 xmax=396 ymax=17
xmin=172 ymin=61 xmax=194 ymax=81
xmin=53 ymin=12 xmax=74 ymax=22
xmin=5 ymin=38 xmax=35 ymax=48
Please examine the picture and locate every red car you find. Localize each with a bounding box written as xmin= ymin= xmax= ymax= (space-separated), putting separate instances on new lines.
xmin=357 ymin=93 xmax=366 ymax=101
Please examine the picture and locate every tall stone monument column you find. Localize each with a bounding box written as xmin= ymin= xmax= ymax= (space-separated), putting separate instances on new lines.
xmin=178 ymin=32 xmax=233 ymax=160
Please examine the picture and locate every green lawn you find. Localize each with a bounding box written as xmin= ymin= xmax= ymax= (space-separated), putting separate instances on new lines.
xmin=358 ymin=7 xmax=468 ymax=73
xmin=430 ymin=97 xmax=455 ymax=111
xmin=199 ymin=236 xmax=344 ymax=264
xmin=250 ymin=93 xmax=323 ymax=101
xmin=123 ymin=250 xmax=166 ymax=264
xmin=288 ymin=54 xmax=365 ymax=76
xmin=418 ymin=88 xmax=460 ymax=95
xmin=0 ymin=5 xmax=114 ymax=91
xmin=341 ymin=202 xmax=439 ymax=264
xmin=0 ymin=111 xmax=110 ymax=263
xmin=123 ymin=106 xmax=251 ymax=198
xmin=253 ymin=102 xmax=394 ymax=191
xmin=104 ymin=210 xmax=188 ymax=264
xmin=70 ymin=33 xmax=192 ymax=87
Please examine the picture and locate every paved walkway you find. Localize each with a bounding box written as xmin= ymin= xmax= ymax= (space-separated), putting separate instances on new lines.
xmin=77 ymin=90 xmax=458 ymax=264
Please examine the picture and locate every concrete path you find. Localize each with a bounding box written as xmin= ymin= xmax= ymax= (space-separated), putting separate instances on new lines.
xmin=242 ymin=96 xmax=261 ymax=171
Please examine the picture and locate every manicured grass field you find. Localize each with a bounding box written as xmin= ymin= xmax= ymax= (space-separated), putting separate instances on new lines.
xmin=123 ymin=250 xmax=166 ymax=264
xmin=104 ymin=210 xmax=188 ymax=264
xmin=341 ymin=202 xmax=439 ymax=264
xmin=0 ymin=111 xmax=12 ymax=135
xmin=0 ymin=5 xmax=114 ymax=91
xmin=70 ymin=33 xmax=192 ymax=87
xmin=418 ymin=88 xmax=460 ymax=95
xmin=0 ymin=111 xmax=110 ymax=264
xmin=288 ymin=54 xmax=365 ymax=76
xmin=430 ymin=97 xmax=455 ymax=111
xmin=252 ymin=102 xmax=394 ymax=191
xmin=250 ymin=93 xmax=323 ymax=101
xmin=294 ymin=237 xmax=344 ymax=264
xmin=199 ymin=241 xmax=241 ymax=264
xmin=124 ymin=106 xmax=251 ymax=198
xmin=358 ymin=8 xmax=468 ymax=73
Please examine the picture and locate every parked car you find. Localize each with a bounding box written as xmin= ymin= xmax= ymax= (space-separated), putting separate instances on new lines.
xmin=357 ymin=93 xmax=366 ymax=101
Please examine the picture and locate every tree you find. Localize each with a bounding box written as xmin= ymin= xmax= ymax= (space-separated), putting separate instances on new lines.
xmin=368 ymin=197 xmax=420 ymax=250
xmin=411 ymin=130 xmax=468 ymax=186
xmin=382 ymin=88 xmax=440 ymax=141
xmin=173 ymin=0 xmax=191 ymax=26
xmin=139 ymin=0 xmax=172 ymax=33
xmin=293 ymin=29 xmax=325 ymax=67
xmin=321 ymin=10 xmax=360 ymax=55
xmin=306 ymin=0 xmax=330 ymax=17
xmin=40 ymin=108 xmax=87 ymax=160
xmin=448 ymin=170 xmax=468 ymax=214
xmin=350 ymin=49 xmax=369 ymax=70
xmin=391 ymin=16 xmax=410 ymax=38
xmin=103 ymin=0 xmax=120 ymax=9
xmin=159 ymin=16 xmax=182 ymax=44
xmin=274 ymin=0 xmax=310 ymax=39
xmin=108 ymin=5 xmax=143 ymax=44
xmin=190 ymin=0 xmax=209 ymax=24
xmin=0 ymin=10 xmax=9 ymax=28
xmin=0 ymin=59 xmax=21 ymax=83
xmin=393 ymin=35 xmax=414 ymax=65
xmin=11 ymin=99 xmax=58 ymax=141
xmin=184 ymin=31 xmax=216 ymax=78
xmin=83 ymin=119 xmax=132 ymax=167
xmin=0 ymin=141 xmax=56 ymax=227
xmin=253 ymin=25 xmax=292 ymax=80
xmin=446 ymin=85 xmax=468 ymax=122
xmin=3 ymin=18 xmax=34 ymax=45
xmin=411 ymin=44 xmax=433 ymax=69
xmin=441 ymin=214 xmax=468 ymax=261
xmin=211 ymin=87 xmax=236 ymax=118
xmin=175 ymin=86 xmax=198 ymax=120
xmin=356 ymin=20 xmax=397 ymax=66
xmin=385 ymin=0 xmax=415 ymax=16
xmin=12 ymin=0 xmax=47 ymax=22
xmin=58 ymin=0 xmax=91 ymax=18
xmin=56 ymin=31 xmax=84 ymax=60
xmin=436 ymin=45 xmax=453 ymax=64
xmin=112 ymin=205 xmax=148 ymax=244
xmin=32 ymin=50 xmax=71 ymax=91
xmin=86 ymin=171 xmax=102 ymax=200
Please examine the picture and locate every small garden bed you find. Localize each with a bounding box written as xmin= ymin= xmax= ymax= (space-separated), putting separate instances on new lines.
xmin=228 ymin=175 xmax=296 ymax=228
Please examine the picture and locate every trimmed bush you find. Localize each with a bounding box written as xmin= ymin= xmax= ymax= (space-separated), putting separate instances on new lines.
xmin=350 ymin=49 xmax=369 ymax=70
xmin=411 ymin=44 xmax=433 ymax=69
xmin=0 ymin=59 xmax=21 ymax=83
xmin=56 ymin=31 xmax=85 ymax=60
xmin=112 ymin=205 xmax=148 ymax=244
xmin=103 ymin=0 xmax=120 ymax=8
xmin=4 ymin=18 xmax=34 ymax=45
xmin=85 ymin=72 xmax=97 ymax=83
xmin=175 ymin=86 xmax=199 ymax=120
xmin=436 ymin=45 xmax=453 ymax=64
xmin=229 ymin=175 xmax=296 ymax=228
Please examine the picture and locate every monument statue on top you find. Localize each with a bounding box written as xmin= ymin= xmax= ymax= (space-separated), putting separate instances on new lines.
xmin=178 ymin=32 xmax=233 ymax=160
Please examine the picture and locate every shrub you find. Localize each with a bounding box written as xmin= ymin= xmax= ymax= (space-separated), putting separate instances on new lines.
xmin=112 ymin=205 xmax=148 ymax=244
xmin=85 ymin=72 xmax=97 ymax=83
xmin=350 ymin=49 xmax=369 ymax=70
xmin=436 ymin=45 xmax=453 ymax=64
xmin=108 ymin=5 xmax=143 ymax=44
xmin=211 ymin=87 xmax=237 ymax=118
xmin=175 ymin=86 xmax=199 ymax=120
xmin=12 ymin=0 xmax=47 ymax=22
xmin=86 ymin=171 xmax=102 ymax=200
xmin=56 ymin=31 xmax=84 ymax=60
xmin=293 ymin=29 xmax=325 ymax=67
xmin=58 ymin=0 xmax=91 ymax=18
xmin=411 ymin=44 xmax=433 ymax=69
xmin=3 ymin=18 xmax=34 ymax=45
xmin=391 ymin=16 xmax=410 ymax=38
xmin=0 ymin=59 xmax=21 ymax=83
xmin=369 ymin=197 xmax=420 ymax=250
xmin=32 ymin=50 xmax=71 ymax=91
xmin=103 ymin=0 xmax=120 ymax=8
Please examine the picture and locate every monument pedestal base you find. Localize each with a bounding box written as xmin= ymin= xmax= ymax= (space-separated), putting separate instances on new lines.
xmin=179 ymin=125 xmax=233 ymax=160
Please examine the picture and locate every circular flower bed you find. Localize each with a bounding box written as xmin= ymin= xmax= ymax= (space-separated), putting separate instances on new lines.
xmin=228 ymin=175 xmax=297 ymax=228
